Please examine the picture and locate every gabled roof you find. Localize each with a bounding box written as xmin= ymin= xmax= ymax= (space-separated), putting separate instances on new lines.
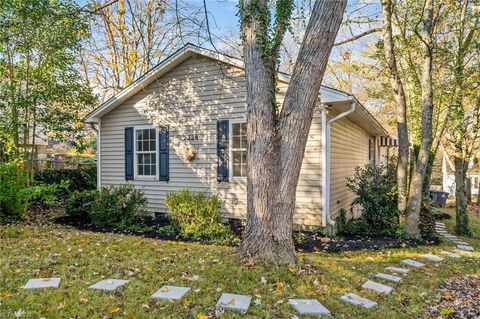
xmin=85 ymin=43 xmax=388 ymax=136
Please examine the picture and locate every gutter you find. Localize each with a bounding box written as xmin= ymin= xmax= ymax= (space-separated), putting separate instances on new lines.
xmin=321 ymin=99 xmax=356 ymax=228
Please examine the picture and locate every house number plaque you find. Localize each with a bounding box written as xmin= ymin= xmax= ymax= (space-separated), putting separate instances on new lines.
xmin=183 ymin=134 xmax=200 ymax=141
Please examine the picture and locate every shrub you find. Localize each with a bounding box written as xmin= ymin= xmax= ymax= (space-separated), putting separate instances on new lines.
xmin=90 ymin=184 xmax=147 ymax=229
xmin=165 ymin=189 xmax=233 ymax=242
xmin=20 ymin=183 xmax=64 ymax=209
xmin=0 ymin=161 xmax=28 ymax=222
xmin=346 ymin=162 xmax=399 ymax=235
xmin=34 ymin=166 xmax=96 ymax=195
xmin=65 ymin=190 xmax=98 ymax=222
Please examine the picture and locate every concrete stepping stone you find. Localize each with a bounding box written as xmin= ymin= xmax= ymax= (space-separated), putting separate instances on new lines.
xmin=340 ymin=293 xmax=377 ymax=308
xmin=23 ymin=278 xmax=61 ymax=289
xmin=452 ymin=241 xmax=469 ymax=245
xmin=436 ymin=222 xmax=446 ymax=226
xmin=89 ymin=279 xmax=128 ymax=292
xmin=401 ymin=259 xmax=425 ymax=268
xmin=216 ymin=293 xmax=251 ymax=314
xmin=439 ymin=251 xmax=461 ymax=258
xmin=151 ymin=286 xmax=190 ymax=301
xmin=456 ymin=245 xmax=474 ymax=252
xmin=375 ymin=273 xmax=401 ymax=283
xmin=362 ymin=280 xmax=393 ymax=294
xmin=385 ymin=266 xmax=410 ymax=274
xmin=289 ymin=299 xmax=332 ymax=317
xmin=421 ymin=254 xmax=444 ymax=262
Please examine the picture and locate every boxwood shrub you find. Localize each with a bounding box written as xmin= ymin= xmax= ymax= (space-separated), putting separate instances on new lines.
xmin=165 ymin=189 xmax=233 ymax=242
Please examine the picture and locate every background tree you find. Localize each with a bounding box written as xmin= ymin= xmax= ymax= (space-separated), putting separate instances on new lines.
xmin=0 ymin=0 xmax=95 ymax=180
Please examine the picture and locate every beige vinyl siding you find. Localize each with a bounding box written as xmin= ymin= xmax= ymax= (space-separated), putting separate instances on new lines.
xmin=329 ymin=116 xmax=372 ymax=219
xmin=100 ymin=54 xmax=322 ymax=226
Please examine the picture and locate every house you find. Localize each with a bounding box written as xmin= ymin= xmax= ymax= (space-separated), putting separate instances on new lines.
xmin=442 ymin=151 xmax=479 ymax=198
xmin=86 ymin=44 xmax=394 ymax=228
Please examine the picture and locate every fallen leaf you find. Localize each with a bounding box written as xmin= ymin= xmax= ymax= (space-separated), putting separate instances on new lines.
xmin=108 ymin=307 xmax=121 ymax=314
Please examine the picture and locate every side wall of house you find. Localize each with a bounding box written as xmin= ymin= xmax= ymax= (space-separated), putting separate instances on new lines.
xmin=329 ymin=116 xmax=373 ymax=220
xmin=100 ymin=54 xmax=323 ymax=226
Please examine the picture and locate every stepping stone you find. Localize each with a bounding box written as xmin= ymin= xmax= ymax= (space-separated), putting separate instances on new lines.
xmin=385 ymin=266 xmax=410 ymax=274
xmin=289 ymin=299 xmax=332 ymax=317
xmin=89 ymin=279 xmax=128 ymax=292
xmin=401 ymin=259 xmax=425 ymax=268
xmin=151 ymin=286 xmax=190 ymax=301
xmin=340 ymin=293 xmax=377 ymax=309
xmin=375 ymin=273 xmax=402 ymax=283
xmin=362 ymin=280 xmax=393 ymax=294
xmin=452 ymin=241 xmax=469 ymax=245
xmin=436 ymin=222 xmax=446 ymax=226
xmin=421 ymin=254 xmax=444 ymax=262
xmin=23 ymin=278 xmax=61 ymax=289
xmin=439 ymin=251 xmax=461 ymax=258
xmin=456 ymin=245 xmax=474 ymax=252
xmin=216 ymin=293 xmax=251 ymax=314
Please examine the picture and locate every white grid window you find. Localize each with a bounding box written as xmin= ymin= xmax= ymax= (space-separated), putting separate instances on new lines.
xmin=135 ymin=128 xmax=156 ymax=177
xmin=231 ymin=122 xmax=247 ymax=178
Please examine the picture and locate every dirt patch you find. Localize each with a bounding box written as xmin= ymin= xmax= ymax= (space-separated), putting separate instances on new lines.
xmin=428 ymin=275 xmax=480 ymax=319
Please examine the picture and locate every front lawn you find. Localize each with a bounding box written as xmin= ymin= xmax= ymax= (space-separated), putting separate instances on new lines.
xmin=1 ymin=209 xmax=479 ymax=318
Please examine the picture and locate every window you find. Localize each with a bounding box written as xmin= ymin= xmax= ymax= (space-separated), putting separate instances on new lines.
xmin=135 ymin=128 xmax=156 ymax=177
xmin=231 ymin=122 xmax=247 ymax=178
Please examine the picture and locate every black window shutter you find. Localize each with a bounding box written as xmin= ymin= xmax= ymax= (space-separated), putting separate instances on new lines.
xmin=125 ymin=127 xmax=134 ymax=180
xmin=217 ymin=120 xmax=229 ymax=182
xmin=158 ymin=126 xmax=169 ymax=181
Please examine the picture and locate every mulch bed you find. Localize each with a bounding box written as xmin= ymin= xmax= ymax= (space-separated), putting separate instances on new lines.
xmin=428 ymin=275 xmax=480 ymax=319
xmin=26 ymin=208 xmax=439 ymax=253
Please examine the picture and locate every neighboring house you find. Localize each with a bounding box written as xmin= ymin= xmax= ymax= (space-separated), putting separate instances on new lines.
xmin=86 ymin=44 xmax=394 ymax=228
xmin=442 ymin=152 xmax=479 ymax=197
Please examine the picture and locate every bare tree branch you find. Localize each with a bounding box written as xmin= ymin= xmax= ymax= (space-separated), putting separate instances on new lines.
xmin=334 ymin=27 xmax=381 ymax=46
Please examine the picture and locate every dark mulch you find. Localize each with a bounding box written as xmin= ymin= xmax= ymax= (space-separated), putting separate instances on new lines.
xmin=428 ymin=275 xmax=480 ymax=319
xmin=52 ymin=215 xmax=438 ymax=253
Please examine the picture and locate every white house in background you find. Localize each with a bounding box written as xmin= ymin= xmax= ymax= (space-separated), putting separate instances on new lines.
xmin=85 ymin=44 xmax=395 ymax=228
xmin=443 ymin=153 xmax=479 ymax=196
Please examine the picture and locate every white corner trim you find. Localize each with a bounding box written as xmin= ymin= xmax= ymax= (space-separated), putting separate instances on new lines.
xmin=97 ymin=118 xmax=101 ymax=189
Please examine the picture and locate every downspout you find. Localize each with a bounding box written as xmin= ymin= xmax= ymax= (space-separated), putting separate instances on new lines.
xmin=321 ymin=99 xmax=356 ymax=227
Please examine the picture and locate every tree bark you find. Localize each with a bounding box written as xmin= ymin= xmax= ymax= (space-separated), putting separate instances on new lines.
xmin=240 ymin=0 xmax=346 ymax=266
xmin=454 ymin=154 xmax=470 ymax=235
xmin=381 ymin=0 xmax=409 ymax=214
xmin=405 ymin=0 xmax=435 ymax=235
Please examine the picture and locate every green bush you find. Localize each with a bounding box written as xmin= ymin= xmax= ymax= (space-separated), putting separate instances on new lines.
xmin=20 ymin=181 xmax=71 ymax=209
xmin=65 ymin=190 xmax=98 ymax=222
xmin=90 ymin=184 xmax=147 ymax=229
xmin=34 ymin=166 xmax=96 ymax=195
xmin=0 ymin=161 xmax=28 ymax=222
xmin=165 ymin=189 xmax=233 ymax=242
xmin=346 ymin=162 xmax=399 ymax=235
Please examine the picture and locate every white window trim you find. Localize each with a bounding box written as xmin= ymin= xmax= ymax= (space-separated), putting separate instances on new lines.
xmin=229 ymin=119 xmax=247 ymax=180
xmin=133 ymin=125 xmax=158 ymax=180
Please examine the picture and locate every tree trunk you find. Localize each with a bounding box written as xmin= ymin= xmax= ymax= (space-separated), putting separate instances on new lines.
xmin=404 ymin=0 xmax=434 ymax=235
xmin=454 ymin=155 xmax=470 ymax=235
xmin=240 ymin=0 xmax=346 ymax=266
xmin=381 ymin=0 xmax=409 ymax=214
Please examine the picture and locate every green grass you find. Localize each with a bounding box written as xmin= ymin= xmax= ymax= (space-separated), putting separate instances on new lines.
xmin=1 ymin=210 xmax=479 ymax=319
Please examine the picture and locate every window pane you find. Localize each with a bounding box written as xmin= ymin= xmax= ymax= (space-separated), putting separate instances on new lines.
xmin=232 ymin=136 xmax=241 ymax=148
xmin=138 ymin=154 xmax=143 ymax=164
xmin=136 ymin=130 xmax=143 ymax=140
xmin=151 ymin=164 xmax=156 ymax=175
xmin=240 ymin=163 xmax=247 ymax=177
xmin=241 ymin=151 xmax=247 ymax=164
xmin=144 ymin=165 xmax=151 ymax=176
xmin=240 ymin=123 xmax=247 ymax=135
xmin=233 ymin=164 xmax=242 ymax=177
xmin=150 ymin=140 xmax=156 ymax=151
xmin=233 ymin=151 xmax=241 ymax=164
xmin=137 ymin=141 xmax=142 ymax=151
xmin=138 ymin=164 xmax=144 ymax=176
xmin=232 ymin=123 xmax=240 ymax=135
xmin=241 ymin=135 xmax=247 ymax=148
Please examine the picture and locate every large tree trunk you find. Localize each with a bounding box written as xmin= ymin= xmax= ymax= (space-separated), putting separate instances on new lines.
xmin=454 ymin=154 xmax=470 ymax=235
xmin=404 ymin=0 xmax=434 ymax=235
xmin=240 ymin=0 xmax=347 ymax=266
xmin=381 ymin=0 xmax=410 ymax=214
